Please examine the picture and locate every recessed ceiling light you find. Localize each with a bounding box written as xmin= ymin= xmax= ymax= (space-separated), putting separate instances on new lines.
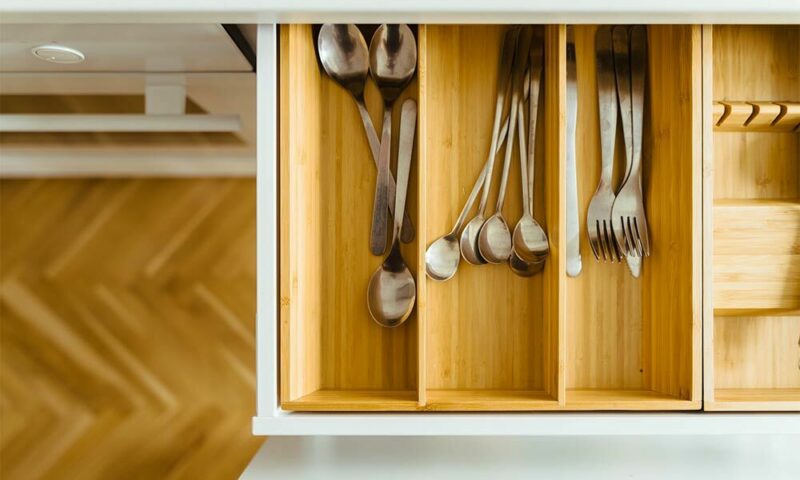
xmin=31 ymin=44 xmax=85 ymax=64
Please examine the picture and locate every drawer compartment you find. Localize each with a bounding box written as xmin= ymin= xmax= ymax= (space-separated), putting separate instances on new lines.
xmin=278 ymin=24 xmax=702 ymax=411
xmin=704 ymin=25 xmax=800 ymax=411
xmin=566 ymin=25 xmax=700 ymax=409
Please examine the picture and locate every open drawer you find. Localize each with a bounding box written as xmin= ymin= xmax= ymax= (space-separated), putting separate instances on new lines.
xmin=703 ymin=25 xmax=800 ymax=411
xmin=276 ymin=24 xmax=702 ymax=412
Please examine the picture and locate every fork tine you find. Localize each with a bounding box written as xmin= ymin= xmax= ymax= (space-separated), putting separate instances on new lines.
xmin=589 ymin=232 xmax=600 ymax=261
xmin=588 ymin=220 xmax=600 ymax=261
xmin=596 ymin=222 xmax=607 ymax=262
xmin=632 ymin=218 xmax=645 ymax=257
xmin=626 ymin=216 xmax=638 ymax=257
xmin=603 ymin=220 xmax=615 ymax=262
xmin=632 ymin=217 xmax=643 ymax=257
xmin=612 ymin=214 xmax=626 ymax=256
xmin=598 ymin=221 xmax=609 ymax=261
xmin=636 ymin=216 xmax=651 ymax=256
xmin=635 ymin=217 xmax=646 ymax=257
xmin=602 ymin=220 xmax=618 ymax=262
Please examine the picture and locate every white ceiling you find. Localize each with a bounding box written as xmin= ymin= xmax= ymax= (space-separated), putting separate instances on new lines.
xmin=0 ymin=24 xmax=253 ymax=72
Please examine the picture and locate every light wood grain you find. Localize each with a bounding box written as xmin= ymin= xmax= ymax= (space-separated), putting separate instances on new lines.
xmin=0 ymin=179 xmax=262 ymax=479
xmin=712 ymin=26 xmax=799 ymax=200
xmin=565 ymin=389 xmax=697 ymax=411
xmin=565 ymin=26 xmax=701 ymax=409
xmin=420 ymin=25 xmax=557 ymax=406
xmin=279 ymin=25 xmax=419 ymax=410
xmin=425 ymin=390 xmax=557 ymax=411
xmin=708 ymin=316 xmax=800 ymax=411
xmin=713 ymin=100 xmax=800 ymax=132
xmin=705 ymin=25 xmax=800 ymax=411
xmin=713 ymin=200 xmax=799 ymax=314
xmin=708 ymin=388 xmax=800 ymax=411
xmin=701 ymin=23 xmax=716 ymax=407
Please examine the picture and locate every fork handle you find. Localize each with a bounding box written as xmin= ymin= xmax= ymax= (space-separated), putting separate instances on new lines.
xmin=596 ymin=26 xmax=617 ymax=189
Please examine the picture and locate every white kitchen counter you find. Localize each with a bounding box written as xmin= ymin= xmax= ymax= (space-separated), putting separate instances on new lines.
xmin=1 ymin=0 xmax=799 ymax=24
xmin=240 ymin=435 xmax=800 ymax=479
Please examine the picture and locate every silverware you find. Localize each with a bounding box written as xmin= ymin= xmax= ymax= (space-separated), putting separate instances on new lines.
xmin=565 ymin=27 xmax=582 ymax=277
xmin=367 ymin=98 xmax=417 ymax=327
xmin=368 ymin=24 xmax=417 ymax=256
xmin=509 ymin=91 xmax=545 ymax=277
xmin=611 ymin=25 xmax=650 ymax=260
xmin=460 ymin=27 xmax=520 ymax=266
xmin=586 ymin=25 xmax=621 ymax=262
xmin=478 ymin=26 xmax=534 ymax=264
xmin=512 ymin=28 xmax=548 ymax=264
xmin=425 ymin=117 xmax=512 ymax=281
xmin=317 ymin=25 xmax=415 ymax=244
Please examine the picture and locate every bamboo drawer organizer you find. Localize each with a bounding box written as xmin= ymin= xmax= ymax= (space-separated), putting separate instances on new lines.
xmin=704 ymin=25 xmax=800 ymax=411
xmin=278 ymin=24 xmax=797 ymax=412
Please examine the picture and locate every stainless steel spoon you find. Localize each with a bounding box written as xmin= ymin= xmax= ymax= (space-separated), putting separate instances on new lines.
xmin=478 ymin=26 xmax=533 ymax=264
xmin=367 ymin=24 xmax=417 ymax=256
xmin=317 ymin=24 xmax=415 ymax=244
xmin=425 ymin=117 xmax=512 ymax=281
xmin=512 ymin=30 xmax=549 ymax=263
xmin=460 ymin=27 xmax=520 ymax=266
xmin=367 ymin=99 xmax=417 ymax=327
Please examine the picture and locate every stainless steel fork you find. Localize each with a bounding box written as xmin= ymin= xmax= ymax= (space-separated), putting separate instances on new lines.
xmin=587 ymin=25 xmax=621 ymax=262
xmin=611 ymin=25 xmax=650 ymax=258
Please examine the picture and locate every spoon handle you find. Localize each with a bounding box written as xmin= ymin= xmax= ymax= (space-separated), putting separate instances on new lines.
xmin=476 ymin=27 xmax=519 ymax=216
xmin=516 ymin=96 xmax=530 ymax=217
xmin=392 ymin=99 xmax=417 ymax=244
xmin=355 ymin=96 xmax=415 ymax=243
xmin=528 ymin=29 xmax=544 ymax=214
xmin=369 ymin=104 xmax=393 ymax=256
xmin=495 ymin=26 xmax=533 ymax=213
xmin=450 ymin=115 xmax=511 ymax=234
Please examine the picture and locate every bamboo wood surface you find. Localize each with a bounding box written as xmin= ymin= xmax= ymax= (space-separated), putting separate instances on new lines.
xmin=279 ymin=24 xmax=419 ymax=411
xmin=566 ymin=25 xmax=700 ymax=408
xmin=280 ymin=24 xmax=704 ymax=412
xmin=705 ymin=25 xmax=800 ymax=411
xmin=713 ymin=200 xmax=799 ymax=313
xmin=421 ymin=25 xmax=553 ymax=404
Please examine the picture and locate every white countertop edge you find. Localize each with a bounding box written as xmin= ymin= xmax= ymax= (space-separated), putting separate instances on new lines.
xmin=253 ymin=413 xmax=800 ymax=436
xmin=2 ymin=0 xmax=800 ymax=24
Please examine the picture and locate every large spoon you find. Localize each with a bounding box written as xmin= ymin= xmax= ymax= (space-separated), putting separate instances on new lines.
xmin=425 ymin=117 xmax=512 ymax=281
xmin=367 ymin=24 xmax=417 ymax=256
xmin=317 ymin=24 xmax=415 ymax=244
xmin=512 ymin=30 xmax=549 ymax=263
xmin=367 ymin=99 xmax=418 ymax=327
xmin=459 ymin=27 xmax=520 ymax=265
xmin=478 ymin=26 xmax=533 ymax=264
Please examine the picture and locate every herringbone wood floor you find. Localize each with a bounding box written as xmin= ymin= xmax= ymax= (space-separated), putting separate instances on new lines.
xmin=0 ymin=179 xmax=263 ymax=479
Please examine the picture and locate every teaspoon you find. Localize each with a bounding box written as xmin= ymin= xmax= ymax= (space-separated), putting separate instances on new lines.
xmin=368 ymin=24 xmax=417 ymax=256
xmin=317 ymin=24 xmax=415 ymax=243
xmin=367 ymin=99 xmax=417 ymax=327
xmin=460 ymin=27 xmax=520 ymax=265
xmin=425 ymin=118 xmax=512 ymax=281
xmin=478 ymin=26 xmax=533 ymax=264
xmin=512 ymin=31 xmax=549 ymax=263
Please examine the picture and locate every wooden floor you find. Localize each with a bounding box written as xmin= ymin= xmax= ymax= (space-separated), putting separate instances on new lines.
xmin=0 ymin=179 xmax=263 ymax=479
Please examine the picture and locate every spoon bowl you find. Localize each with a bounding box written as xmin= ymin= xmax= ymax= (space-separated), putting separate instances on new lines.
xmin=478 ymin=213 xmax=512 ymax=263
xmin=509 ymin=249 xmax=546 ymax=277
xmin=512 ymin=216 xmax=549 ymax=262
xmin=368 ymin=248 xmax=416 ymax=327
xmin=367 ymin=98 xmax=418 ymax=327
xmin=459 ymin=216 xmax=487 ymax=265
xmin=318 ymin=24 xmax=369 ymax=97
xmin=369 ymin=24 xmax=417 ymax=101
xmin=425 ymin=234 xmax=460 ymax=281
